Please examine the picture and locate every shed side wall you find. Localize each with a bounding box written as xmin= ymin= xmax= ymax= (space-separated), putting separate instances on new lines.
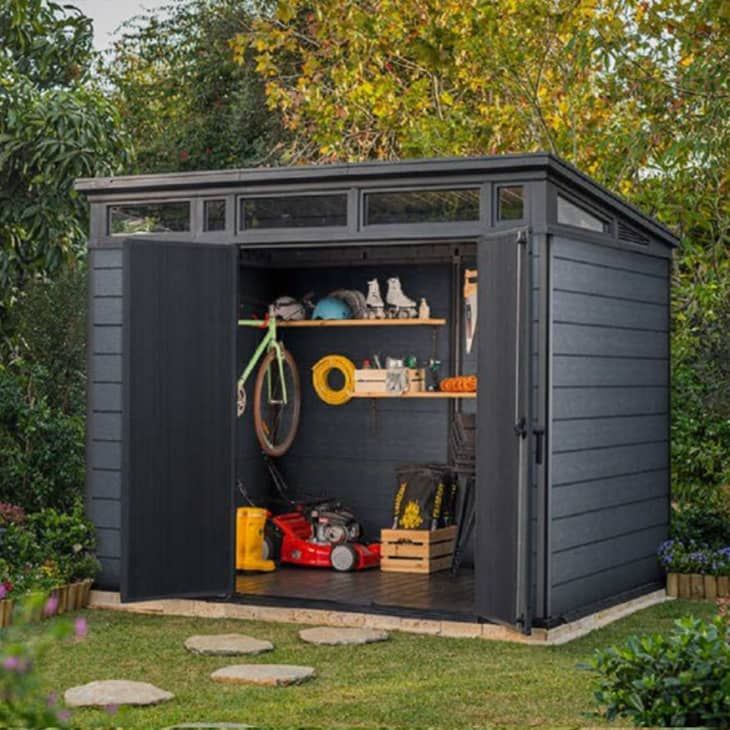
xmin=549 ymin=235 xmax=670 ymax=619
xmin=87 ymin=248 xmax=124 ymax=589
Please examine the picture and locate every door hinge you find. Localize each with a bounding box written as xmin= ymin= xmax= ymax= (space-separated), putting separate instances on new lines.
xmin=513 ymin=417 xmax=527 ymax=439
xmin=516 ymin=230 xmax=528 ymax=245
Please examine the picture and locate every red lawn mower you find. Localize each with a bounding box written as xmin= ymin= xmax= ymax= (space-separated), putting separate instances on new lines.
xmin=259 ymin=458 xmax=380 ymax=572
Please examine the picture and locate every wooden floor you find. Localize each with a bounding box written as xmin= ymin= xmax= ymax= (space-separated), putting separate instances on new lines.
xmin=235 ymin=566 xmax=475 ymax=620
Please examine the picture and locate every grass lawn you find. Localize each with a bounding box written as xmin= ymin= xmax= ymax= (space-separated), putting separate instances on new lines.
xmin=15 ymin=599 xmax=716 ymax=729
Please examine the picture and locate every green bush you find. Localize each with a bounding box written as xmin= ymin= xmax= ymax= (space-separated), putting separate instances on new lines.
xmin=671 ymin=499 xmax=730 ymax=549
xmin=590 ymin=615 xmax=730 ymax=727
xmin=0 ymin=506 xmax=97 ymax=594
xmin=0 ymin=363 xmax=84 ymax=512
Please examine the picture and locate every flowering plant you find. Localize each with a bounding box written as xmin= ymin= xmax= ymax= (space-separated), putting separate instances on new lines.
xmin=0 ymin=593 xmax=89 ymax=728
xmin=0 ymin=503 xmax=26 ymax=526
xmin=658 ymin=539 xmax=730 ymax=575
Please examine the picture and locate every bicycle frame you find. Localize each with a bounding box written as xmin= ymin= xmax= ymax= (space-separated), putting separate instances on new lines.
xmin=237 ymin=316 xmax=288 ymax=405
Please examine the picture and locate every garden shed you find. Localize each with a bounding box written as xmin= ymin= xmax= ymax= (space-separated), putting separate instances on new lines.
xmin=77 ymin=153 xmax=677 ymax=633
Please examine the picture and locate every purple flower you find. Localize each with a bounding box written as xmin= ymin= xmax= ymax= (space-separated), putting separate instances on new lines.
xmin=2 ymin=656 xmax=28 ymax=673
xmin=46 ymin=692 xmax=58 ymax=707
xmin=0 ymin=584 xmax=6 ymax=600
xmin=44 ymin=594 xmax=59 ymax=617
xmin=74 ymin=616 xmax=88 ymax=639
xmin=104 ymin=703 xmax=119 ymax=715
xmin=57 ymin=709 xmax=71 ymax=723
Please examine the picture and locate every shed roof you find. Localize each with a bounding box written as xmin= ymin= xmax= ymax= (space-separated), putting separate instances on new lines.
xmin=76 ymin=153 xmax=679 ymax=247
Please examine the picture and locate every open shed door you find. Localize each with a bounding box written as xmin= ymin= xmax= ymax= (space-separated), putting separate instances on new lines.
xmin=122 ymin=240 xmax=237 ymax=601
xmin=475 ymin=229 xmax=533 ymax=630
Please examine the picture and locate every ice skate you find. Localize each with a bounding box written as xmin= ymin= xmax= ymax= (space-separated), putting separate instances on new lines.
xmin=386 ymin=277 xmax=417 ymax=319
xmin=365 ymin=278 xmax=385 ymax=319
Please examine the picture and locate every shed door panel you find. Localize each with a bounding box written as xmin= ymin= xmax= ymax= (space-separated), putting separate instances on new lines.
xmin=475 ymin=230 xmax=532 ymax=628
xmin=122 ymin=240 xmax=237 ymax=601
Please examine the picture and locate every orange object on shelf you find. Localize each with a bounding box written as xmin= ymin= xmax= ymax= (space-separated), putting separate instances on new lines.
xmin=439 ymin=375 xmax=478 ymax=393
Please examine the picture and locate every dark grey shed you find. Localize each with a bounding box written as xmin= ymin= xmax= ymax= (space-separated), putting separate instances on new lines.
xmin=77 ymin=153 xmax=676 ymax=632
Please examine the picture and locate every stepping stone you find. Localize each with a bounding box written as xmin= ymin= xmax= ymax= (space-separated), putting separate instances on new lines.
xmin=210 ymin=664 xmax=315 ymax=687
xmin=64 ymin=680 xmax=174 ymax=708
xmin=299 ymin=626 xmax=389 ymax=646
xmin=184 ymin=634 xmax=273 ymax=656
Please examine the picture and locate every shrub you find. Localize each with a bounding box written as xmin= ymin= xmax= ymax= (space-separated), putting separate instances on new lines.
xmin=658 ymin=540 xmax=730 ymax=576
xmin=0 ymin=362 xmax=85 ymax=512
xmin=0 ymin=593 xmax=89 ymax=728
xmin=590 ymin=615 xmax=730 ymax=727
xmin=0 ymin=503 xmax=25 ymax=526
xmin=672 ymin=498 xmax=730 ymax=549
xmin=0 ymin=506 xmax=98 ymax=594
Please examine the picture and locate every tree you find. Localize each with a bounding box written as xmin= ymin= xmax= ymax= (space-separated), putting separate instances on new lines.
xmin=241 ymin=0 xmax=730 ymax=493
xmin=105 ymin=0 xmax=283 ymax=174
xmin=0 ymin=0 xmax=129 ymax=322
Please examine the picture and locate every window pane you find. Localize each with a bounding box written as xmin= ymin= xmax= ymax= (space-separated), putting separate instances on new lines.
xmin=204 ymin=199 xmax=226 ymax=232
xmin=365 ymin=189 xmax=480 ymax=225
xmin=557 ymin=195 xmax=607 ymax=232
xmin=241 ymin=194 xmax=347 ymax=229
xmin=497 ymin=186 xmax=524 ymax=221
xmin=109 ymin=202 xmax=190 ymax=235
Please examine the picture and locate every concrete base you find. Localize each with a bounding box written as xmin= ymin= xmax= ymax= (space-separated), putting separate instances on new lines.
xmin=88 ymin=589 xmax=668 ymax=645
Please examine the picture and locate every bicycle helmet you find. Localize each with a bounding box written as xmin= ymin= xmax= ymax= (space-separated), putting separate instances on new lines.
xmin=312 ymin=296 xmax=353 ymax=320
xmin=271 ymin=296 xmax=306 ymax=321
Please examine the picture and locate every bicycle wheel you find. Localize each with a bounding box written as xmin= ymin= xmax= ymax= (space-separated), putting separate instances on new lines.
xmin=253 ymin=347 xmax=301 ymax=457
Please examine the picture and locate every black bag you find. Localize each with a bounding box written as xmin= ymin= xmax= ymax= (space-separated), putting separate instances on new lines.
xmin=392 ymin=464 xmax=457 ymax=530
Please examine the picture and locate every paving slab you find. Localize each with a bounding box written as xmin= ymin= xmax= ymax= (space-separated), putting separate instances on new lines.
xmin=184 ymin=634 xmax=273 ymax=656
xmin=64 ymin=680 xmax=174 ymax=708
xmin=298 ymin=626 xmax=389 ymax=646
xmin=210 ymin=664 xmax=315 ymax=687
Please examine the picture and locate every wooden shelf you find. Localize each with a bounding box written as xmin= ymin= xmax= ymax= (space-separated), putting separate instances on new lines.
xmin=274 ymin=318 xmax=446 ymax=328
xmin=351 ymin=391 xmax=476 ymax=399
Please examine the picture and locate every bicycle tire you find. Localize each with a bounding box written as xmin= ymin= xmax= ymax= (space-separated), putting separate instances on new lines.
xmin=253 ymin=347 xmax=301 ymax=457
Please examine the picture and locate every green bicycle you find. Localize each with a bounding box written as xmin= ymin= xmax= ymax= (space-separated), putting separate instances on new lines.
xmin=237 ymin=310 xmax=301 ymax=457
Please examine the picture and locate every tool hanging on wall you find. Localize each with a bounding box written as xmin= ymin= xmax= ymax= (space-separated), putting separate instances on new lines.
xmin=464 ymin=269 xmax=478 ymax=354
xmin=312 ymin=355 xmax=356 ymax=405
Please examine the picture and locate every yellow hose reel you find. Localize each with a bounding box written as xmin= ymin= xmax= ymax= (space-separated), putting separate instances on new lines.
xmin=312 ymin=355 xmax=356 ymax=406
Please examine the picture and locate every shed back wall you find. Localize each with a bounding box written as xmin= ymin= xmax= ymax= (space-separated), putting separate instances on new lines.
xmin=273 ymin=263 xmax=453 ymax=540
xmin=549 ymin=235 xmax=670 ymax=619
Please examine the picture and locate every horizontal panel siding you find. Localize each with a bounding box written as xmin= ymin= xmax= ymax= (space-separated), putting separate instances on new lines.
xmin=552 ymin=527 xmax=666 ymax=587
xmin=552 ymin=442 xmax=669 ymax=485
xmin=552 ymin=497 xmax=668 ymax=552
xmin=553 ymin=386 xmax=667 ymax=420
xmin=552 ymin=469 xmax=668 ymax=519
xmin=553 ymin=290 xmax=667 ymax=330
xmin=552 ymin=258 xmax=667 ymax=304
xmin=92 ymin=355 xmax=122 ymax=383
xmin=92 ymin=326 xmax=122 ymax=354
xmin=89 ymin=470 xmax=121 ymax=500
xmin=89 ymin=498 xmax=121 ymax=530
xmin=553 ymin=414 xmax=668 ymax=451
xmin=96 ymin=527 xmax=121 ymax=558
xmin=549 ymin=236 xmax=669 ymax=620
xmin=92 ymin=298 xmax=123 ymax=325
xmin=552 ymin=356 xmax=668 ymax=387
xmin=551 ymin=555 xmax=661 ymax=617
xmin=87 ymin=249 xmax=124 ymax=590
xmin=89 ymin=412 xmax=122 ymax=442
xmin=552 ymin=237 xmax=668 ymax=277
xmin=97 ymin=558 xmax=121 ymax=589
xmin=553 ymin=324 xmax=667 ymax=358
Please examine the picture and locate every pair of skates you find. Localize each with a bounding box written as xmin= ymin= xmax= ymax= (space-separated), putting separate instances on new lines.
xmin=366 ymin=277 xmax=417 ymax=319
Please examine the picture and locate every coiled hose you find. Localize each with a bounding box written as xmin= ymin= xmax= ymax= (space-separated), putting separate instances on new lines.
xmin=312 ymin=355 xmax=356 ymax=405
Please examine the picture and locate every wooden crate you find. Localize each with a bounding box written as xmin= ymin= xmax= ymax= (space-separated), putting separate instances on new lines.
xmin=354 ymin=368 xmax=425 ymax=395
xmin=380 ymin=526 xmax=457 ymax=574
